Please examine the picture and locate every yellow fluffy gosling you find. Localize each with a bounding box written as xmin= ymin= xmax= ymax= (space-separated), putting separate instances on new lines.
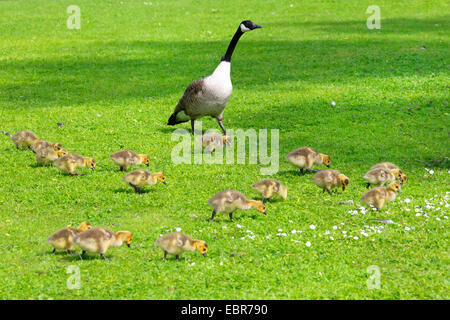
xmin=47 ymin=222 xmax=92 ymax=254
xmin=199 ymin=132 xmax=231 ymax=152
xmin=208 ymin=190 xmax=266 ymax=222
xmin=110 ymin=150 xmax=150 ymax=171
xmin=311 ymin=169 xmax=349 ymax=194
xmin=36 ymin=147 xmax=68 ymax=166
xmin=360 ymin=181 xmax=402 ymax=211
xmin=31 ymin=140 xmax=63 ymax=154
xmin=370 ymin=162 xmax=401 ymax=171
xmin=252 ymin=179 xmax=287 ymax=203
xmin=155 ymin=232 xmax=208 ymax=260
xmin=122 ymin=169 xmax=166 ymax=194
xmin=74 ymin=227 xmax=132 ymax=261
xmin=363 ymin=168 xmax=403 ymax=188
xmin=286 ymin=146 xmax=330 ymax=175
xmin=9 ymin=130 xmax=41 ymax=149
xmin=53 ymin=153 xmax=96 ymax=175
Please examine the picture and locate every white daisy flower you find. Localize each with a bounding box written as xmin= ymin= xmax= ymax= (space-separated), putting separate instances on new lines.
xmin=305 ymin=241 xmax=311 ymax=247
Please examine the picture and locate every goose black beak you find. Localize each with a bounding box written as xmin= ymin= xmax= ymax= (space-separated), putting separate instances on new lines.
xmin=253 ymin=24 xmax=262 ymax=29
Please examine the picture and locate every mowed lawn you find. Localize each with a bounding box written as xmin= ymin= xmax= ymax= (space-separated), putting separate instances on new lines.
xmin=0 ymin=0 xmax=449 ymax=299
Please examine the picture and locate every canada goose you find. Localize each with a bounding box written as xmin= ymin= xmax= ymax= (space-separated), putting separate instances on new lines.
xmin=31 ymin=140 xmax=63 ymax=154
xmin=122 ymin=169 xmax=166 ymax=194
xmin=74 ymin=227 xmax=132 ymax=261
xmin=286 ymin=147 xmax=330 ymax=175
xmin=53 ymin=153 xmax=96 ymax=175
xmin=167 ymin=20 xmax=262 ymax=135
xmin=8 ymin=130 xmax=40 ymax=149
xmin=363 ymin=168 xmax=403 ymax=188
xmin=155 ymin=232 xmax=208 ymax=260
xmin=252 ymin=179 xmax=287 ymax=203
xmin=311 ymin=169 xmax=349 ymax=194
xmin=36 ymin=147 xmax=67 ymax=166
xmin=208 ymin=189 xmax=266 ymax=222
xmin=47 ymin=222 xmax=92 ymax=254
xmin=110 ymin=150 xmax=150 ymax=171
xmin=360 ymin=181 xmax=402 ymax=211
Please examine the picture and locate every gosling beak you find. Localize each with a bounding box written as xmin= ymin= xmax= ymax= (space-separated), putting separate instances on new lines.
xmin=127 ymin=243 xmax=131 ymax=248
xmin=342 ymin=186 xmax=346 ymax=191
xmin=91 ymin=167 xmax=95 ymax=171
xmin=163 ymin=181 xmax=167 ymax=185
xmin=146 ymin=163 xmax=149 ymax=167
xmin=263 ymin=211 xmax=267 ymax=215
xmin=398 ymin=190 xmax=402 ymax=194
xmin=202 ymin=253 xmax=206 ymax=257
xmin=326 ymin=165 xmax=330 ymax=168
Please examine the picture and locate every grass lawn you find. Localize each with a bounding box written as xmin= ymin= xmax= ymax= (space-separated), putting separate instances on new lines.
xmin=0 ymin=0 xmax=449 ymax=299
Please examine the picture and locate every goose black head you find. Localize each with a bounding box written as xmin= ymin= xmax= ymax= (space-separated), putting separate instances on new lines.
xmin=240 ymin=20 xmax=262 ymax=32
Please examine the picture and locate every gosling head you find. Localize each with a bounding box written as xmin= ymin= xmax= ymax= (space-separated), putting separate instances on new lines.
xmin=116 ymin=231 xmax=133 ymax=247
xmin=194 ymin=240 xmax=208 ymax=257
xmin=249 ymin=200 xmax=267 ymax=215
xmin=239 ymin=20 xmax=262 ymax=33
xmin=319 ymin=154 xmax=331 ymax=168
xmin=338 ymin=174 xmax=350 ymax=191
xmin=56 ymin=148 xmax=68 ymax=157
xmin=76 ymin=221 xmax=92 ymax=233
xmin=387 ymin=181 xmax=402 ymax=194
xmin=400 ymin=173 xmax=407 ymax=185
xmin=83 ymin=157 xmax=96 ymax=170
xmin=51 ymin=142 xmax=63 ymax=152
xmin=390 ymin=169 xmax=403 ymax=180
xmin=138 ymin=154 xmax=150 ymax=167
xmin=153 ymin=172 xmax=167 ymax=185
xmin=222 ymin=136 xmax=232 ymax=147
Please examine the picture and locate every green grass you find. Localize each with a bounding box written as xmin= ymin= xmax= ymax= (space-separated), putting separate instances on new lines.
xmin=0 ymin=0 xmax=449 ymax=299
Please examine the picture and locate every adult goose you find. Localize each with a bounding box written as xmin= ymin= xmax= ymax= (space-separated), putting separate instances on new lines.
xmin=167 ymin=20 xmax=262 ymax=135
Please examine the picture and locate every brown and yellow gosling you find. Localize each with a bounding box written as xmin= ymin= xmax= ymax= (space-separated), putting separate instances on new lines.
xmin=360 ymin=181 xmax=402 ymax=211
xmin=311 ymin=169 xmax=349 ymax=194
xmin=155 ymin=232 xmax=208 ymax=260
xmin=53 ymin=153 xmax=96 ymax=175
xmin=122 ymin=169 xmax=166 ymax=194
xmin=252 ymin=179 xmax=287 ymax=203
xmin=110 ymin=150 xmax=150 ymax=171
xmin=208 ymin=190 xmax=266 ymax=222
xmin=47 ymin=222 xmax=92 ymax=254
xmin=286 ymin=146 xmax=330 ymax=175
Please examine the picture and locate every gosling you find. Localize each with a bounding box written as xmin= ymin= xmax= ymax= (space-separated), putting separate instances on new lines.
xmin=370 ymin=162 xmax=401 ymax=171
xmin=208 ymin=190 xmax=266 ymax=222
xmin=31 ymin=140 xmax=63 ymax=154
xmin=122 ymin=169 xmax=166 ymax=194
xmin=36 ymin=147 xmax=68 ymax=166
xmin=363 ymin=168 xmax=403 ymax=188
xmin=286 ymin=147 xmax=330 ymax=175
xmin=155 ymin=232 xmax=208 ymax=261
xmin=53 ymin=153 xmax=96 ymax=175
xmin=199 ymin=132 xmax=231 ymax=153
xmin=311 ymin=169 xmax=349 ymax=194
xmin=252 ymin=179 xmax=287 ymax=203
xmin=9 ymin=130 xmax=41 ymax=149
xmin=360 ymin=181 xmax=402 ymax=211
xmin=110 ymin=150 xmax=150 ymax=171
xmin=47 ymin=222 xmax=92 ymax=254
xmin=74 ymin=227 xmax=132 ymax=261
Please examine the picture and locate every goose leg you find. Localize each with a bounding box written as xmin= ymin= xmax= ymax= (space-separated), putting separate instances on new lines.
xmin=262 ymin=196 xmax=266 ymax=204
xmin=52 ymin=248 xmax=56 ymax=254
xmin=229 ymin=212 xmax=233 ymax=221
xmin=300 ymin=168 xmax=305 ymax=176
xmin=210 ymin=210 xmax=216 ymax=222
xmin=366 ymin=183 xmax=371 ymax=188
xmin=191 ymin=120 xmax=195 ymax=135
xmin=217 ymin=114 xmax=226 ymax=135
xmin=100 ymin=253 xmax=111 ymax=262
xmin=163 ymin=251 xmax=167 ymax=261
xmin=79 ymin=250 xmax=86 ymax=260
xmin=176 ymin=255 xmax=180 ymax=260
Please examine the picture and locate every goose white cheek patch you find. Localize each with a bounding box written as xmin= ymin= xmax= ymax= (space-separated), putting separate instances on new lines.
xmin=240 ymin=24 xmax=251 ymax=32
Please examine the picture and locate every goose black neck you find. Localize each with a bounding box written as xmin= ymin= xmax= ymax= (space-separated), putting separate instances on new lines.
xmin=221 ymin=27 xmax=243 ymax=62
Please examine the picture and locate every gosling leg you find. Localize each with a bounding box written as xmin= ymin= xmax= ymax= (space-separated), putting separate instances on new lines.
xmin=300 ymin=168 xmax=305 ymax=176
xmin=163 ymin=251 xmax=167 ymax=261
xmin=229 ymin=212 xmax=233 ymax=221
xmin=52 ymin=248 xmax=56 ymax=254
xmin=100 ymin=253 xmax=111 ymax=262
xmin=366 ymin=183 xmax=371 ymax=188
